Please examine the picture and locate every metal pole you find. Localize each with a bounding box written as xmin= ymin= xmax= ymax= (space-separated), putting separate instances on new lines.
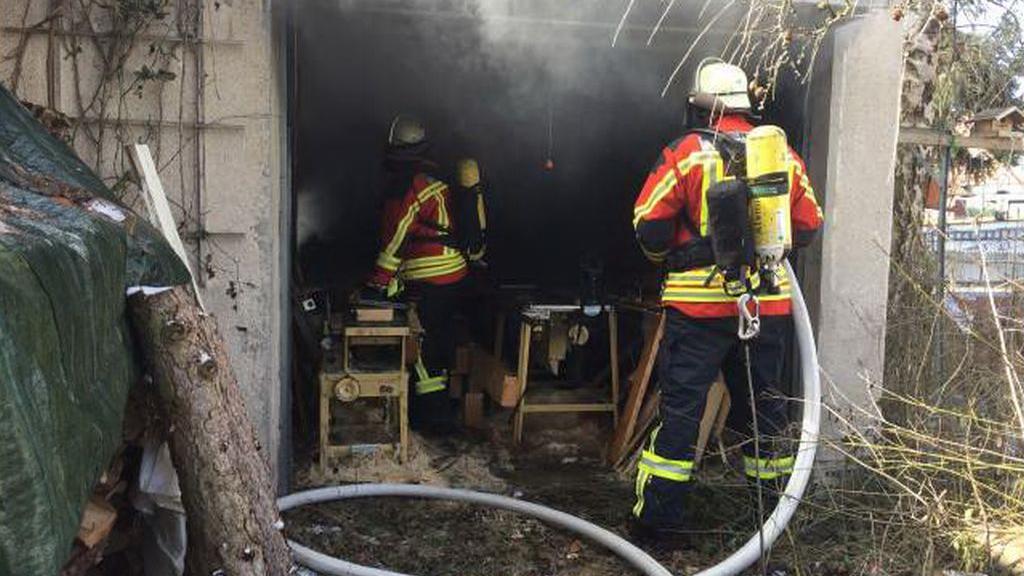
xmin=934 ymin=140 xmax=952 ymax=381
xmin=937 ymin=143 xmax=951 ymax=290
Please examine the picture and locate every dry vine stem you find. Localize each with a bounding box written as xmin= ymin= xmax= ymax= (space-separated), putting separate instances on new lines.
xmin=3 ymin=0 xmax=226 ymax=272
xmin=616 ymin=0 xmax=855 ymax=100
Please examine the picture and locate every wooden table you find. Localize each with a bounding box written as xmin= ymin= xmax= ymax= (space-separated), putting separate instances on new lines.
xmin=497 ymin=304 xmax=620 ymax=445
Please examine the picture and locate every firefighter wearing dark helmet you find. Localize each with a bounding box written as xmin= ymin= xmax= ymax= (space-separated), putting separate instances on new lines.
xmin=630 ymin=60 xmax=823 ymax=538
xmin=366 ymin=115 xmax=479 ymax=433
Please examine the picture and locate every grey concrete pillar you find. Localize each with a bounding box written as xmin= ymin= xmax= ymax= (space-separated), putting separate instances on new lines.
xmin=813 ymin=11 xmax=903 ymax=464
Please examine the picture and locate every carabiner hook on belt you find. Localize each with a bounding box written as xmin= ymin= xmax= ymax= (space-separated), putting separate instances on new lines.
xmin=737 ymin=293 xmax=761 ymax=341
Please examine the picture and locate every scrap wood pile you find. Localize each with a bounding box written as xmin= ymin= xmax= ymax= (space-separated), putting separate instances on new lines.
xmin=606 ymin=309 xmax=731 ymax=474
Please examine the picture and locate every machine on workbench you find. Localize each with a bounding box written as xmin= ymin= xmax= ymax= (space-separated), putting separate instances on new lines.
xmin=317 ymin=301 xmax=412 ymax=471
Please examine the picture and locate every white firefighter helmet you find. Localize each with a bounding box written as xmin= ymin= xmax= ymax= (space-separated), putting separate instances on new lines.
xmin=387 ymin=115 xmax=427 ymax=148
xmin=690 ymin=58 xmax=752 ymax=112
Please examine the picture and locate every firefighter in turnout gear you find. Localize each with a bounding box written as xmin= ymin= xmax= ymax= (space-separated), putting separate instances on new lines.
xmin=630 ymin=60 xmax=823 ymax=536
xmin=367 ymin=115 xmax=467 ymax=433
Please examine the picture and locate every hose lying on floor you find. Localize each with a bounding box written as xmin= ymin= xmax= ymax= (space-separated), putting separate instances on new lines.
xmin=278 ymin=483 xmax=674 ymax=576
xmin=279 ymin=261 xmax=821 ymax=576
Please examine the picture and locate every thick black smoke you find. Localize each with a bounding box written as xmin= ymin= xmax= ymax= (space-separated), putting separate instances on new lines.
xmin=292 ymin=0 xmax=816 ymax=292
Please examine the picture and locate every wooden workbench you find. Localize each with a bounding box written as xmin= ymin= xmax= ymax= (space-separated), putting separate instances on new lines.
xmin=495 ymin=303 xmax=620 ymax=445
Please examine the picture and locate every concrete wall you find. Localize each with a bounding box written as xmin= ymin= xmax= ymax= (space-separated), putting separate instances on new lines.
xmin=806 ymin=10 xmax=903 ymax=459
xmin=0 ymin=0 xmax=289 ymax=487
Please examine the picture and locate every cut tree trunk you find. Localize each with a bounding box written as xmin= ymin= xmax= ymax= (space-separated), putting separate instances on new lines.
xmin=129 ymin=285 xmax=293 ymax=575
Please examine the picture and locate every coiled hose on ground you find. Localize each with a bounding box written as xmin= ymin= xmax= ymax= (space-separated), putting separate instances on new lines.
xmin=279 ymin=261 xmax=821 ymax=576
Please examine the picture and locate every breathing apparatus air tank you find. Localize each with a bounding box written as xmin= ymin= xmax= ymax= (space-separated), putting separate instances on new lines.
xmin=744 ymin=125 xmax=792 ymax=293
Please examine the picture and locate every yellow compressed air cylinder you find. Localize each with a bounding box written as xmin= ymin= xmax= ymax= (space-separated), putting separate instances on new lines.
xmin=456 ymin=158 xmax=481 ymax=188
xmin=745 ymin=125 xmax=791 ymax=265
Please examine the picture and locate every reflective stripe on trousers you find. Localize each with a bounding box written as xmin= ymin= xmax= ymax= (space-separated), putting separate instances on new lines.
xmin=633 ymin=425 xmax=696 ymax=518
xmin=743 ymin=455 xmax=794 ymax=480
xmin=413 ymin=356 xmax=447 ymax=395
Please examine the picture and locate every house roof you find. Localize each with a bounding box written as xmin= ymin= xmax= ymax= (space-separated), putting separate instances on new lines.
xmin=970 ymin=106 xmax=1024 ymax=123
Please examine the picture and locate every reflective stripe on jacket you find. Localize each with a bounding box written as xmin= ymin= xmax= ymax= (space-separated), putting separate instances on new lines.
xmin=632 ymin=115 xmax=823 ymax=318
xmin=371 ymin=173 xmax=468 ymax=287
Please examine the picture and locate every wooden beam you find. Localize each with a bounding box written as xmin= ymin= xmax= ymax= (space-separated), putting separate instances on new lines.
xmin=614 ymin=389 xmax=660 ymax=472
xmin=899 ymin=126 xmax=1023 ymax=152
xmin=520 ymin=403 xmax=616 ymax=414
xmin=694 ymin=378 xmax=730 ymax=466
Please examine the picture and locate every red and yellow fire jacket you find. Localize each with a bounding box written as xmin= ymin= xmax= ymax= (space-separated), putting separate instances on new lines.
xmin=633 ymin=115 xmax=823 ymax=318
xmin=370 ymin=173 xmax=468 ymax=289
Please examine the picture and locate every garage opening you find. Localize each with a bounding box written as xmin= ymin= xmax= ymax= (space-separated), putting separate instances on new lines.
xmin=285 ymin=1 xmax=826 ymax=573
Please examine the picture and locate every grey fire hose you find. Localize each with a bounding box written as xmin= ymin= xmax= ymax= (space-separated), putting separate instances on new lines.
xmin=280 ymin=261 xmax=821 ymax=576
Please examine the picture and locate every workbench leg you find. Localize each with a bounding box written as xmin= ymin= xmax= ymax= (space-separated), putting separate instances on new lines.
xmin=319 ymin=377 xmax=330 ymax=475
xmin=513 ymin=321 xmax=532 ymax=445
xmin=609 ymin=309 xmax=620 ymax=426
xmin=400 ymin=344 xmax=409 ymax=463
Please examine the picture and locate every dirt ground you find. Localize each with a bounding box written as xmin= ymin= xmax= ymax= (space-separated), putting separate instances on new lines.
xmin=284 ymin=415 xmax=836 ymax=576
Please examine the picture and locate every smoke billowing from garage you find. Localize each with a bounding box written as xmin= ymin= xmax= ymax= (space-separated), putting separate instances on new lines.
xmin=291 ymin=0 xmax=814 ymax=292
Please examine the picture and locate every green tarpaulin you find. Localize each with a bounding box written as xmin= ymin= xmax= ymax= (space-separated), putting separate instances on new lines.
xmin=0 ymin=85 xmax=188 ymax=576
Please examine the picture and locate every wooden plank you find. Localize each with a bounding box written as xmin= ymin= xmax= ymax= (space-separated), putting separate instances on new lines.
xmin=471 ymin=348 xmax=519 ymax=408
xmin=513 ymin=320 xmax=533 ymax=444
xmin=347 ymin=336 xmax=406 ymax=346
xmin=520 ymin=403 xmax=615 ymax=414
xmin=607 ymin=312 xmax=665 ymax=464
xmin=344 ymin=326 xmax=410 ymax=337
xmin=453 ymin=345 xmax=472 ymax=375
xmin=399 ymin=339 xmax=408 ymax=462
xmin=319 ymin=373 xmax=332 ymax=473
xmin=614 ymin=390 xmax=661 ymax=472
xmin=355 ymin=308 xmax=394 ymax=323
xmin=609 ymin=309 xmax=620 ymax=426
xmin=695 ymin=377 xmax=729 ymax=465
xmin=77 ymin=496 xmax=117 ymax=549
xmin=463 ymin=392 xmax=485 ymax=429
xmin=898 ymin=125 xmax=1023 ymax=151
xmin=126 ymin=143 xmax=205 ymax=310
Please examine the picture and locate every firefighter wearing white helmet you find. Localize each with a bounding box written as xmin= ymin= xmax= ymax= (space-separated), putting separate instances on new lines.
xmin=689 ymin=58 xmax=753 ymax=112
xmin=629 ymin=60 xmax=824 ymax=543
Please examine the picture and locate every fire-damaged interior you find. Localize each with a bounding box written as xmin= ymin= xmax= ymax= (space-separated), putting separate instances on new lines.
xmin=286 ymin=0 xmax=826 ymax=512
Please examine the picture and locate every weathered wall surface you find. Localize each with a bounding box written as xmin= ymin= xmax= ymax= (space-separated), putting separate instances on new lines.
xmin=0 ymin=0 xmax=288 ymax=486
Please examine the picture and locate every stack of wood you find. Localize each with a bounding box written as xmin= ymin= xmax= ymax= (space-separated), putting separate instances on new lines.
xmin=607 ymin=311 xmax=731 ymax=474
